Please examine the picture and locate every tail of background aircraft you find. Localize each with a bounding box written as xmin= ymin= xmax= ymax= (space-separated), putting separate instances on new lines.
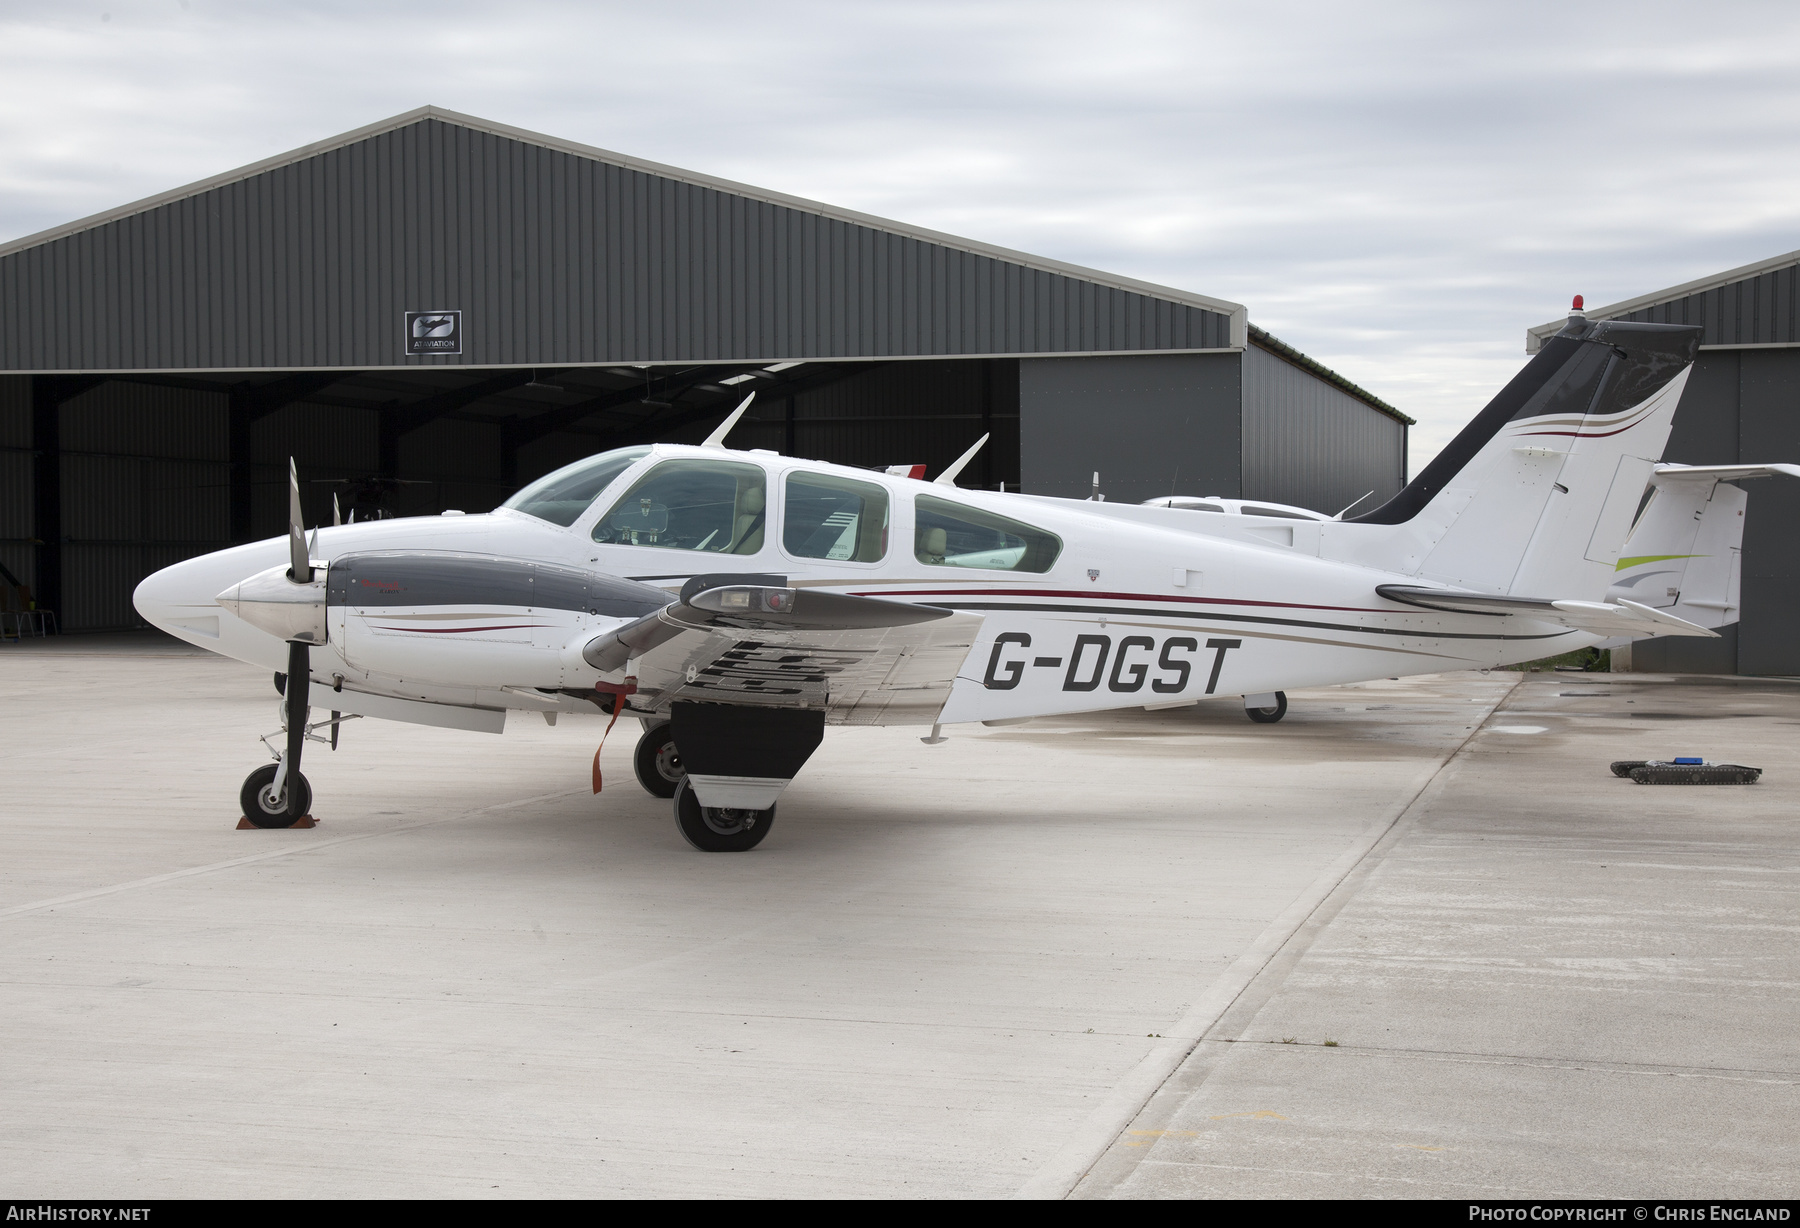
xmin=1604 ymin=462 xmax=1800 ymax=630
xmin=1347 ymin=309 xmax=1702 ymax=600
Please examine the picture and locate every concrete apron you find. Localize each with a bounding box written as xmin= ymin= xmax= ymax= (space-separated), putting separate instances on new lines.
xmin=1 ymin=635 xmax=1516 ymax=1198
xmin=1070 ymin=672 xmax=1800 ymax=1201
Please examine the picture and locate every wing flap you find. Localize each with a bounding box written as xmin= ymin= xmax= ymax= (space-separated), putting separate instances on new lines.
xmin=628 ymin=613 xmax=986 ymax=725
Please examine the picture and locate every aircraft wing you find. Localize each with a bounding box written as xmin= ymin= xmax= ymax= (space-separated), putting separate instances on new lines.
xmin=586 ymin=574 xmax=985 ymax=726
xmin=1376 ymin=584 xmax=1719 ymax=638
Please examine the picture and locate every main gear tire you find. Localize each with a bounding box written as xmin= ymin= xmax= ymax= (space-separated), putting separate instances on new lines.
xmin=239 ymin=763 xmax=313 ymax=827
xmin=1630 ymin=764 xmax=1761 ymax=785
xmin=1610 ymin=760 xmax=1647 ymax=778
xmin=634 ymin=722 xmax=685 ymax=798
xmin=1245 ymin=692 xmax=1288 ymax=723
xmin=673 ymin=778 xmax=774 ymax=852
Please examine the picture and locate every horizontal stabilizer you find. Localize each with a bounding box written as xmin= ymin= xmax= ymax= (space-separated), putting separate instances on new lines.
xmin=1377 ymin=584 xmax=1718 ymax=638
xmin=1651 ymin=462 xmax=1800 ymax=483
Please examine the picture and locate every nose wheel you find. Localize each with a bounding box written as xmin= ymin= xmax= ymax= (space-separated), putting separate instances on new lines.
xmin=240 ymin=763 xmax=313 ymax=827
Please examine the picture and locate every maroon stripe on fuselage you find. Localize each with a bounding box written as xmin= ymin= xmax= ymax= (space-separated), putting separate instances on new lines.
xmin=370 ymin=624 xmax=548 ymax=633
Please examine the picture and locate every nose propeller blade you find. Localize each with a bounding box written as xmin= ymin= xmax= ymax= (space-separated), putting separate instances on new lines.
xmin=284 ymin=640 xmax=310 ymax=819
xmin=288 ymin=458 xmax=311 ymax=584
xmin=281 ymin=456 xmax=317 ymax=818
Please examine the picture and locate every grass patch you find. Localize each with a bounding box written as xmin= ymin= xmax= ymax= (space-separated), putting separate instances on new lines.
xmin=1502 ymin=647 xmax=1610 ymax=673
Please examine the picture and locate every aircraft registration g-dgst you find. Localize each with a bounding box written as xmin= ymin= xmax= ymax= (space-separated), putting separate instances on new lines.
xmin=135 ymin=305 xmax=1797 ymax=849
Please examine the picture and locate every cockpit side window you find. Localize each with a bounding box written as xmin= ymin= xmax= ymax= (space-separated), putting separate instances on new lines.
xmin=594 ymin=459 xmax=767 ymax=554
xmin=1169 ymin=500 xmax=1224 ymax=513
xmin=783 ymin=472 xmax=889 ymax=563
xmin=914 ymin=494 xmax=1061 ymax=572
xmin=501 ymin=447 xmax=651 ymax=527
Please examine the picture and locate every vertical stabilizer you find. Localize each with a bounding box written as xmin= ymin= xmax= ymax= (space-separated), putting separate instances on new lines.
xmin=1347 ymin=314 xmax=1700 ymax=598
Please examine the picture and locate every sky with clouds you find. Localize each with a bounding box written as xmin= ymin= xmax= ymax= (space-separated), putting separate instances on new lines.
xmin=3 ymin=0 xmax=1798 ymax=471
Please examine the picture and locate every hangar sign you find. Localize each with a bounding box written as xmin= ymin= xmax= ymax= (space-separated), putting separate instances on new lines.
xmin=405 ymin=310 xmax=462 ymax=355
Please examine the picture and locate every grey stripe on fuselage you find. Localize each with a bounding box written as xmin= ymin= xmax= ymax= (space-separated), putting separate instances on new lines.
xmin=327 ymin=552 xmax=673 ymax=617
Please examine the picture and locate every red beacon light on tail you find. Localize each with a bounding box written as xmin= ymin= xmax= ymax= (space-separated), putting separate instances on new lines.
xmin=1571 ymin=294 xmax=1586 ymax=316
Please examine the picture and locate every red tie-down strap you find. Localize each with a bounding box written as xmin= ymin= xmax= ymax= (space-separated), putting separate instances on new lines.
xmin=591 ymin=677 xmax=639 ymax=794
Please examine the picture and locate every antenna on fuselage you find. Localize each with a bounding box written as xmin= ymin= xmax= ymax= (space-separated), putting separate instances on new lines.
xmin=1332 ymin=490 xmax=1375 ymax=520
xmin=701 ymin=392 xmax=756 ymax=448
xmin=933 ymin=433 xmax=989 ymax=487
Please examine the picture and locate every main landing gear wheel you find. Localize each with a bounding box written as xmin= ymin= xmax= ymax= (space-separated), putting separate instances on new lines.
xmin=673 ymin=778 xmax=774 ymax=852
xmin=1246 ymin=692 xmax=1288 ymax=723
xmin=240 ymin=763 xmax=312 ymax=828
xmin=634 ymin=722 xmax=685 ymax=798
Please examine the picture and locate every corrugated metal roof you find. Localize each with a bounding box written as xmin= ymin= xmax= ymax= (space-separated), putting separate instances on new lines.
xmin=1525 ymin=248 xmax=1800 ymax=353
xmin=1246 ymin=326 xmax=1412 ymax=424
xmin=0 ymin=107 xmax=1245 ymax=373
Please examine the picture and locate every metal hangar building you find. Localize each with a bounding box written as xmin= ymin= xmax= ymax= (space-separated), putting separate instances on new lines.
xmin=1527 ymin=252 xmax=1800 ymax=677
xmin=0 ymin=107 xmax=1409 ymax=632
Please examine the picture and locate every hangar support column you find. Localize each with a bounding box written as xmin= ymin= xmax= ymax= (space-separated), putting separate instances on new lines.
xmin=30 ymin=375 xmax=105 ymax=620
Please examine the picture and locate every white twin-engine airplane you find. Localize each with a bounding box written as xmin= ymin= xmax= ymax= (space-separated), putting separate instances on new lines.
xmin=135 ymin=306 xmax=1796 ymax=849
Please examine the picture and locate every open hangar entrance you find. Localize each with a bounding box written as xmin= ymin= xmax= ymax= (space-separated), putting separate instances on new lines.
xmin=0 ymin=107 xmax=1406 ymax=632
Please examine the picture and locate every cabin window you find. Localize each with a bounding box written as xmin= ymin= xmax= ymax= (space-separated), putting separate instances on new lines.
xmin=501 ymin=446 xmax=651 ymax=527
xmin=1168 ymin=500 xmax=1224 ymax=513
xmin=914 ymin=494 xmax=1061 ymax=572
xmin=1240 ymin=505 xmax=1311 ymax=520
xmin=783 ymin=473 xmax=889 ymax=563
xmin=594 ymin=459 xmax=767 ymax=554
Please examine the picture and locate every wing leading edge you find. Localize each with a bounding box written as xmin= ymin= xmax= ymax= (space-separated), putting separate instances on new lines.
xmin=586 ymin=573 xmax=985 ymax=726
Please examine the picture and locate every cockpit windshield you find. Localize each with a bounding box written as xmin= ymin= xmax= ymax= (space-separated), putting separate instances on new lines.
xmin=500 ymin=447 xmax=652 ymax=526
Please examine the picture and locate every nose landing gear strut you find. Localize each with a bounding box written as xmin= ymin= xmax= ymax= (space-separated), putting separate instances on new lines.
xmin=240 ymin=641 xmax=357 ymax=827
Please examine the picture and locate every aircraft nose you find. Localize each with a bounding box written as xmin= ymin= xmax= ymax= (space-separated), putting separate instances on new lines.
xmin=132 ymin=554 xmax=229 ymax=641
xmin=133 ymin=540 xmax=291 ymax=646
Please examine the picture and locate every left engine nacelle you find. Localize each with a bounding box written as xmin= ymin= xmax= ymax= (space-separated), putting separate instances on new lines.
xmin=219 ymin=550 xmax=673 ymax=690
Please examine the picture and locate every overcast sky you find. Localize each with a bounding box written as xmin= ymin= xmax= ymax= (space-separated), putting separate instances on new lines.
xmin=3 ymin=0 xmax=1797 ymax=471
